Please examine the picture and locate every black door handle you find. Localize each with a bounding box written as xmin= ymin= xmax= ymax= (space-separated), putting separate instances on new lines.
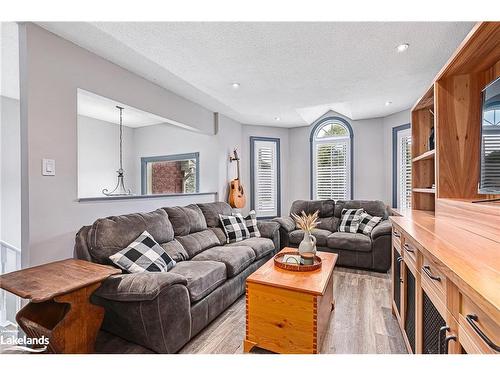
xmin=403 ymin=244 xmax=415 ymax=253
xmin=438 ymin=326 xmax=449 ymax=354
xmin=466 ymin=314 xmax=500 ymax=352
xmin=422 ymin=265 xmax=441 ymax=281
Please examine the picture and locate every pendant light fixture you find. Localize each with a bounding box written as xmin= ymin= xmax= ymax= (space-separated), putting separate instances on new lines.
xmin=102 ymin=106 xmax=133 ymax=196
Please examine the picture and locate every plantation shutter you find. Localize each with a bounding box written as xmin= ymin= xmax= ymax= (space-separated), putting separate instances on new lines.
xmin=253 ymin=139 xmax=278 ymax=217
xmin=314 ymin=139 xmax=350 ymax=200
xmin=399 ymin=133 xmax=412 ymax=208
xmin=480 ymin=128 xmax=500 ymax=192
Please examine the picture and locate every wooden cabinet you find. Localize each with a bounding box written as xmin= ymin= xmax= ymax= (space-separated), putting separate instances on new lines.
xmin=390 ymin=212 xmax=499 ymax=355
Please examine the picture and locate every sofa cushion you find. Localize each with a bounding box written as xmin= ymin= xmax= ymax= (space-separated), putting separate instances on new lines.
xmin=357 ymin=211 xmax=383 ymax=235
xmin=88 ymin=209 xmax=174 ymax=264
xmin=243 ymin=210 xmax=261 ymax=238
xmin=335 ymin=200 xmax=388 ymax=220
xmin=229 ymin=237 xmax=274 ymax=260
xmin=160 ymin=239 xmax=189 ymax=262
xmin=164 ymin=204 xmax=207 ymax=236
xmin=290 ymin=199 xmax=336 ymax=231
xmin=289 ymin=229 xmax=332 ymax=247
xmin=197 ymin=202 xmax=232 ymax=228
xmin=176 ymin=229 xmax=220 ymax=259
xmin=327 ymin=232 xmax=372 ymax=252
xmin=169 ymin=261 xmax=226 ymax=302
xmin=192 ymin=246 xmax=255 ymax=277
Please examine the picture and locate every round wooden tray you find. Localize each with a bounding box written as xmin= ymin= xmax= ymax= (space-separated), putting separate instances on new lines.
xmin=274 ymin=251 xmax=322 ymax=272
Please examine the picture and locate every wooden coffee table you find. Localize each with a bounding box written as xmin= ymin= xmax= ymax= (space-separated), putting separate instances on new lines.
xmin=0 ymin=259 xmax=120 ymax=353
xmin=244 ymin=247 xmax=337 ymax=354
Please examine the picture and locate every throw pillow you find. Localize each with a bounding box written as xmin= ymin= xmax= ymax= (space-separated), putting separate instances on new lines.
xmin=358 ymin=211 xmax=382 ymax=236
xmin=219 ymin=213 xmax=251 ymax=243
xmin=243 ymin=210 xmax=261 ymax=238
xmin=109 ymin=230 xmax=176 ymax=273
xmin=339 ymin=208 xmax=363 ymax=233
xmin=357 ymin=211 xmax=383 ymax=235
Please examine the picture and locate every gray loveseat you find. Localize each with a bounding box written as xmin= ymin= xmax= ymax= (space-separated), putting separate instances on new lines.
xmin=273 ymin=199 xmax=392 ymax=272
xmin=74 ymin=202 xmax=279 ymax=353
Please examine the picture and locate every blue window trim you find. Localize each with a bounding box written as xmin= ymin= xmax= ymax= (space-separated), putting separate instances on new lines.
xmin=392 ymin=123 xmax=411 ymax=208
xmin=140 ymin=152 xmax=200 ymax=195
xmin=309 ymin=116 xmax=354 ymax=200
xmin=250 ymin=136 xmax=281 ymax=219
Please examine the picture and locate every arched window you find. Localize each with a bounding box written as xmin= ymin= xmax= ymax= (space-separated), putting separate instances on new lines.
xmin=310 ymin=117 xmax=353 ymax=200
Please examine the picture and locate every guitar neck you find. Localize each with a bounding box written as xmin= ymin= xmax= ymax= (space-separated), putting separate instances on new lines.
xmin=236 ymin=160 xmax=241 ymax=181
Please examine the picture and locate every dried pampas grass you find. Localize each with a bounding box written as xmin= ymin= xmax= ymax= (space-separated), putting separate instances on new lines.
xmin=291 ymin=210 xmax=320 ymax=233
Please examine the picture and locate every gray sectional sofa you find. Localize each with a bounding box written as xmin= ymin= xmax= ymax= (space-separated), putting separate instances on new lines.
xmin=74 ymin=202 xmax=279 ymax=353
xmin=274 ymin=199 xmax=392 ymax=272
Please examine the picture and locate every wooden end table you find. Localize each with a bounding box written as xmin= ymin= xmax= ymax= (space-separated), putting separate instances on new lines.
xmin=244 ymin=247 xmax=337 ymax=354
xmin=0 ymin=259 xmax=120 ymax=353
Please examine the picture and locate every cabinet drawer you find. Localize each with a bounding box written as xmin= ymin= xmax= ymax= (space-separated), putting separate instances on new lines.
xmin=421 ymin=254 xmax=446 ymax=298
xmin=458 ymin=294 xmax=500 ymax=354
xmin=392 ymin=225 xmax=402 ymax=252
xmin=402 ymin=236 xmax=418 ymax=266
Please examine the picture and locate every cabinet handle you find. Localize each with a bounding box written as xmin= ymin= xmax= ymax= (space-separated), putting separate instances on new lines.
xmin=393 ymin=231 xmax=401 ymax=238
xmin=438 ymin=326 xmax=449 ymax=354
xmin=444 ymin=335 xmax=457 ymax=354
xmin=422 ymin=265 xmax=441 ymax=282
xmin=396 ymin=257 xmax=403 ymax=283
xmin=403 ymin=244 xmax=415 ymax=253
xmin=466 ymin=314 xmax=500 ymax=352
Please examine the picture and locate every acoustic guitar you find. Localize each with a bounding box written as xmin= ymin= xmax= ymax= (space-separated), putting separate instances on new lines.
xmin=228 ymin=149 xmax=246 ymax=208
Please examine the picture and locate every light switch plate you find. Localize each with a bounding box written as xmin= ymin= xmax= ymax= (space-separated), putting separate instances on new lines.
xmin=42 ymin=158 xmax=56 ymax=176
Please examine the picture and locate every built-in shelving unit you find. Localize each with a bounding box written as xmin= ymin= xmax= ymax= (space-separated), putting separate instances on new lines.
xmin=412 ymin=149 xmax=435 ymax=163
xmin=412 ymin=188 xmax=435 ymax=194
xmin=410 ymin=22 xmax=500 ymax=211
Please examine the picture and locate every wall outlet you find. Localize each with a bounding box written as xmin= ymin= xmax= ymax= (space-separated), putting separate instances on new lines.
xmin=42 ymin=159 xmax=56 ymax=176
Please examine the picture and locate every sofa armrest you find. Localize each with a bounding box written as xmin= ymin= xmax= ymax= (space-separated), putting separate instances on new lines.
xmin=272 ymin=216 xmax=295 ymax=232
xmin=371 ymin=220 xmax=392 ymax=240
xmin=257 ymin=220 xmax=280 ymax=252
xmin=94 ymin=272 xmax=187 ymax=302
xmin=257 ymin=220 xmax=280 ymax=239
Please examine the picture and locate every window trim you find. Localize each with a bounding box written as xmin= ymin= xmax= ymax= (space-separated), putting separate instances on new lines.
xmin=392 ymin=123 xmax=411 ymax=208
xmin=250 ymin=136 xmax=281 ymax=219
xmin=140 ymin=152 xmax=200 ymax=195
xmin=309 ymin=116 xmax=354 ymax=200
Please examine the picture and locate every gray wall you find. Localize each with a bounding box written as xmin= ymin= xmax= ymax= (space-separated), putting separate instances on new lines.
xmin=0 ymin=96 xmax=21 ymax=249
xmin=78 ymin=115 xmax=136 ymax=198
xmin=19 ymin=23 xmax=219 ymax=267
xmin=19 ymin=22 xmax=412 ymax=267
xmin=287 ymin=110 xmax=387 ymax=211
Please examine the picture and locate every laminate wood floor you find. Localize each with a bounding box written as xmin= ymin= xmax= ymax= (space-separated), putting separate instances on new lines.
xmin=96 ymin=267 xmax=407 ymax=354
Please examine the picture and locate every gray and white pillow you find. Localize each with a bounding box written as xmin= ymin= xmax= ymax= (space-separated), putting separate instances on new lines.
xmin=243 ymin=210 xmax=261 ymax=238
xmin=219 ymin=213 xmax=250 ymax=243
xmin=339 ymin=208 xmax=363 ymax=233
xmin=357 ymin=211 xmax=382 ymax=235
xmin=109 ymin=230 xmax=176 ymax=273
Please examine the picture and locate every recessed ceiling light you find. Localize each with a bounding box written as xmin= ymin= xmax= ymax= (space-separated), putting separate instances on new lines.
xmin=274 ymin=116 xmax=281 ymax=121
xmin=231 ymin=82 xmax=240 ymax=89
xmin=385 ymin=101 xmax=393 ymax=106
xmin=396 ymin=43 xmax=409 ymax=52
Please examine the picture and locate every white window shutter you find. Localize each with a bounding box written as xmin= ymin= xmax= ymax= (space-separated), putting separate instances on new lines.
xmin=314 ymin=139 xmax=350 ymax=200
xmin=253 ymin=140 xmax=278 ymax=217
xmin=398 ymin=133 xmax=412 ymax=208
xmin=480 ymin=129 xmax=500 ymax=192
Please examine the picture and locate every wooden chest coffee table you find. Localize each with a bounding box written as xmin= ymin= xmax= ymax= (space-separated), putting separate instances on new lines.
xmin=244 ymin=247 xmax=337 ymax=354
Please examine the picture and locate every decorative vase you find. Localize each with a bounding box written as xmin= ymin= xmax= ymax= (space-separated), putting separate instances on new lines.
xmin=298 ymin=231 xmax=317 ymax=256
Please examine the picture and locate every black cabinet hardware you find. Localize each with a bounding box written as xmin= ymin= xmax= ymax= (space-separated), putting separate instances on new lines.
xmin=466 ymin=314 xmax=500 ymax=352
xmin=393 ymin=231 xmax=401 ymax=238
xmin=422 ymin=265 xmax=441 ymax=281
xmin=404 ymin=244 xmax=415 ymax=253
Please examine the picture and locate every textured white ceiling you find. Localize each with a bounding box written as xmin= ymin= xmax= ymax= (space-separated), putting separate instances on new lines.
xmin=78 ymin=89 xmax=166 ymax=127
xmin=39 ymin=22 xmax=474 ymax=127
